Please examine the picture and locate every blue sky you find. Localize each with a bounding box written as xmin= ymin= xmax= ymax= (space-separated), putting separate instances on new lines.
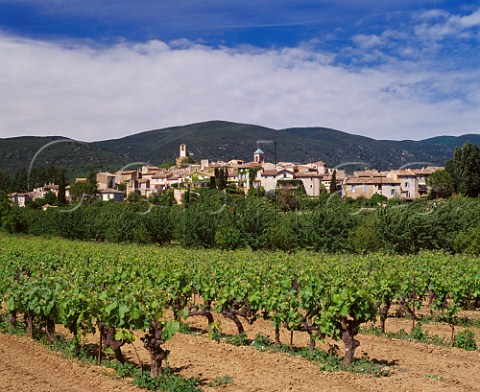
xmin=0 ymin=0 xmax=479 ymax=141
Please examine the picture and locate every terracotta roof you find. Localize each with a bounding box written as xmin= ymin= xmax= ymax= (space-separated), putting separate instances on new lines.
xmin=412 ymin=167 xmax=443 ymax=175
xmin=238 ymin=162 xmax=262 ymax=169
xmin=294 ymin=174 xmax=325 ymax=179
xmin=391 ymin=169 xmax=416 ymax=177
xmin=262 ymin=170 xmax=277 ymax=176
xmin=345 ymin=177 xmax=401 ymax=185
xmin=262 ymin=168 xmax=294 ymax=176
xmin=353 ymin=170 xmax=388 ymax=177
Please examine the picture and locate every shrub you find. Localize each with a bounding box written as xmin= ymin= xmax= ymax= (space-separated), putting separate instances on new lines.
xmin=215 ymin=226 xmax=245 ymax=250
xmin=348 ymin=223 xmax=382 ymax=254
xmin=453 ymin=228 xmax=480 ymax=255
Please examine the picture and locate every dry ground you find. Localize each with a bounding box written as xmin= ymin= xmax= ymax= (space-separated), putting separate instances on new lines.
xmin=2 ymin=314 xmax=480 ymax=392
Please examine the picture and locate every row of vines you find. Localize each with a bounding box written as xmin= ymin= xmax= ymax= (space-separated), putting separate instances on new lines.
xmin=1 ymin=235 xmax=480 ymax=379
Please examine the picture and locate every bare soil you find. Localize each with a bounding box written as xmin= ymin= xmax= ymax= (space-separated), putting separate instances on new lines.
xmin=2 ymin=314 xmax=480 ymax=392
xmin=0 ymin=333 xmax=141 ymax=392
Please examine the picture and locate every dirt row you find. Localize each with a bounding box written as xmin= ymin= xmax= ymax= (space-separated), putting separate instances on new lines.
xmin=2 ymin=315 xmax=480 ymax=392
xmin=0 ymin=333 xmax=142 ymax=392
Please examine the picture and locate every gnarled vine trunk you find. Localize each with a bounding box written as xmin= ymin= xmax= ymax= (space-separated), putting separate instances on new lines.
xmin=188 ymin=304 xmax=215 ymax=330
xmin=45 ymin=318 xmax=56 ymax=342
xmin=24 ymin=313 xmax=34 ymax=339
xmin=377 ymin=300 xmax=391 ymax=334
xmin=221 ymin=309 xmax=244 ymax=334
xmin=141 ymin=321 xmax=169 ymax=379
xmin=340 ymin=318 xmax=361 ymax=366
xmin=275 ymin=324 xmax=281 ymax=344
xmin=8 ymin=311 xmax=16 ymax=327
xmin=99 ymin=323 xmax=126 ymax=364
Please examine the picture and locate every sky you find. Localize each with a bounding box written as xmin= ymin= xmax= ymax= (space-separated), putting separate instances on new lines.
xmin=0 ymin=1 xmax=479 ymax=141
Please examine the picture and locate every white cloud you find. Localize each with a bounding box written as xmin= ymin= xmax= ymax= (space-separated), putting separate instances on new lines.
xmin=418 ymin=9 xmax=450 ymax=20
xmin=0 ymin=33 xmax=479 ymax=142
xmin=352 ymin=34 xmax=383 ymax=49
xmin=415 ymin=8 xmax=480 ymax=41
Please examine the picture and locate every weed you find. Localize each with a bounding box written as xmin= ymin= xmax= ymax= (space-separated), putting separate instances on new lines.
xmin=209 ymin=321 xmax=223 ymax=342
xmin=361 ymin=326 xmax=449 ymax=347
xmin=425 ymin=374 xmax=443 ymax=381
xmin=179 ymin=322 xmax=194 ymax=334
xmin=251 ymin=333 xmax=388 ymax=377
xmin=346 ymin=358 xmax=389 ymax=377
xmin=454 ymin=330 xmax=477 ymax=351
xmin=133 ymin=369 xmax=200 ymax=392
xmin=225 ymin=332 xmax=248 ymax=346
xmin=209 ymin=375 xmax=234 ymax=387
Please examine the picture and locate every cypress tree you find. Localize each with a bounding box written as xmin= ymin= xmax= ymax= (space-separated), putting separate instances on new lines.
xmin=330 ymin=169 xmax=337 ymax=194
xmin=57 ymin=168 xmax=67 ymax=205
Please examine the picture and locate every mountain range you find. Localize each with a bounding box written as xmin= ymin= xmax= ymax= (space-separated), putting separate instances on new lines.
xmin=1 ymin=121 xmax=479 ymax=174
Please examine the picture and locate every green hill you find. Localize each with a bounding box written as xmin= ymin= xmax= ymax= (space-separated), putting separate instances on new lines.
xmin=1 ymin=122 xmax=479 ymax=176
xmin=95 ymin=121 xmax=480 ymax=169
xmin=0 ymin=136 xmax=127 ymax=174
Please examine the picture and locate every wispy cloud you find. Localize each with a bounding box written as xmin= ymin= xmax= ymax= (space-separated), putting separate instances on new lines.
xmin=0 ymin=32 xmax=478 ymax=142
xmin=348 ymin=7 xmax=480 ymax=68
xmin=414 ymin=9 xmax=480 ymax=42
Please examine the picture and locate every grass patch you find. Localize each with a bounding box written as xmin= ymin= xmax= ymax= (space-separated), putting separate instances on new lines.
xmin=425 ymin=374 xmax=443 ymax=381
xmin=251 ymin=333 xmax=389 ymax=377
xmin=224 ymin=332 xmax=248 ymax=346
xmin=419 ymin=314 xmax=480 ymax=329
xmin=133 ymin=369 xmax=200 ymax=392
xmin=208 ymin=375 xmax=234 ymax=388
xmin=453 ymin=330 xmax=477 ymax=351
xmin=361 ymin=325 xmax=449 ymax=347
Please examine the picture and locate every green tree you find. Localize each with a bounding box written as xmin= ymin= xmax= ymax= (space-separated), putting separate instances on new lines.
xmin=447 ymin=143 xmax=480 ymax=197
xmin=427 ymin=170 xmax=454 ymax=199
xmin=44 ymin=191 xmax=57 ymax=205
xmin=0 ymin=170 xmax=12 ymax=193
xmin=57 ymin=168 xmax=67 ymax=205
xmin=213 ymin=168 xmax=227 ymax=191
xmin=329 ymin=169 xmax=337 ymax=194
xmin=69 ymin=181 xmax=97 ymax=202
xmin=209 ymin=176 xmax=216 ymax=189
xmin=276 ymin=188 xmax=299 ymax=212
xmin=0 ymin=190 xmax=11 ymax=229
xmin=127 ymin=191 xmax=141 ymax=203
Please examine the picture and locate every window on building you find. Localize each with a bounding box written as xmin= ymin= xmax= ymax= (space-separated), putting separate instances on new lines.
xmin=363 ymin=185 xmax=367 ymax=193
xmin=351 ymin=185 xmax=356 ymax=193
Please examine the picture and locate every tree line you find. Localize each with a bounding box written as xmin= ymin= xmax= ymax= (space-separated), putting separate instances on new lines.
xmin=0 ymin=191 xmax=479 ymax=255
xmin=0 ymin=142 xmax=479 ymax=254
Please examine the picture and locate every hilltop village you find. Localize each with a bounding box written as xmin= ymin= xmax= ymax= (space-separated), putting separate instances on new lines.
xmin=10 ymin=144 xmax=443 ymax=206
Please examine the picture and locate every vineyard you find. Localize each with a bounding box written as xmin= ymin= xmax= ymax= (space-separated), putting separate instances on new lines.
xmin=1 ymin=235 xmax=480 ymax=391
